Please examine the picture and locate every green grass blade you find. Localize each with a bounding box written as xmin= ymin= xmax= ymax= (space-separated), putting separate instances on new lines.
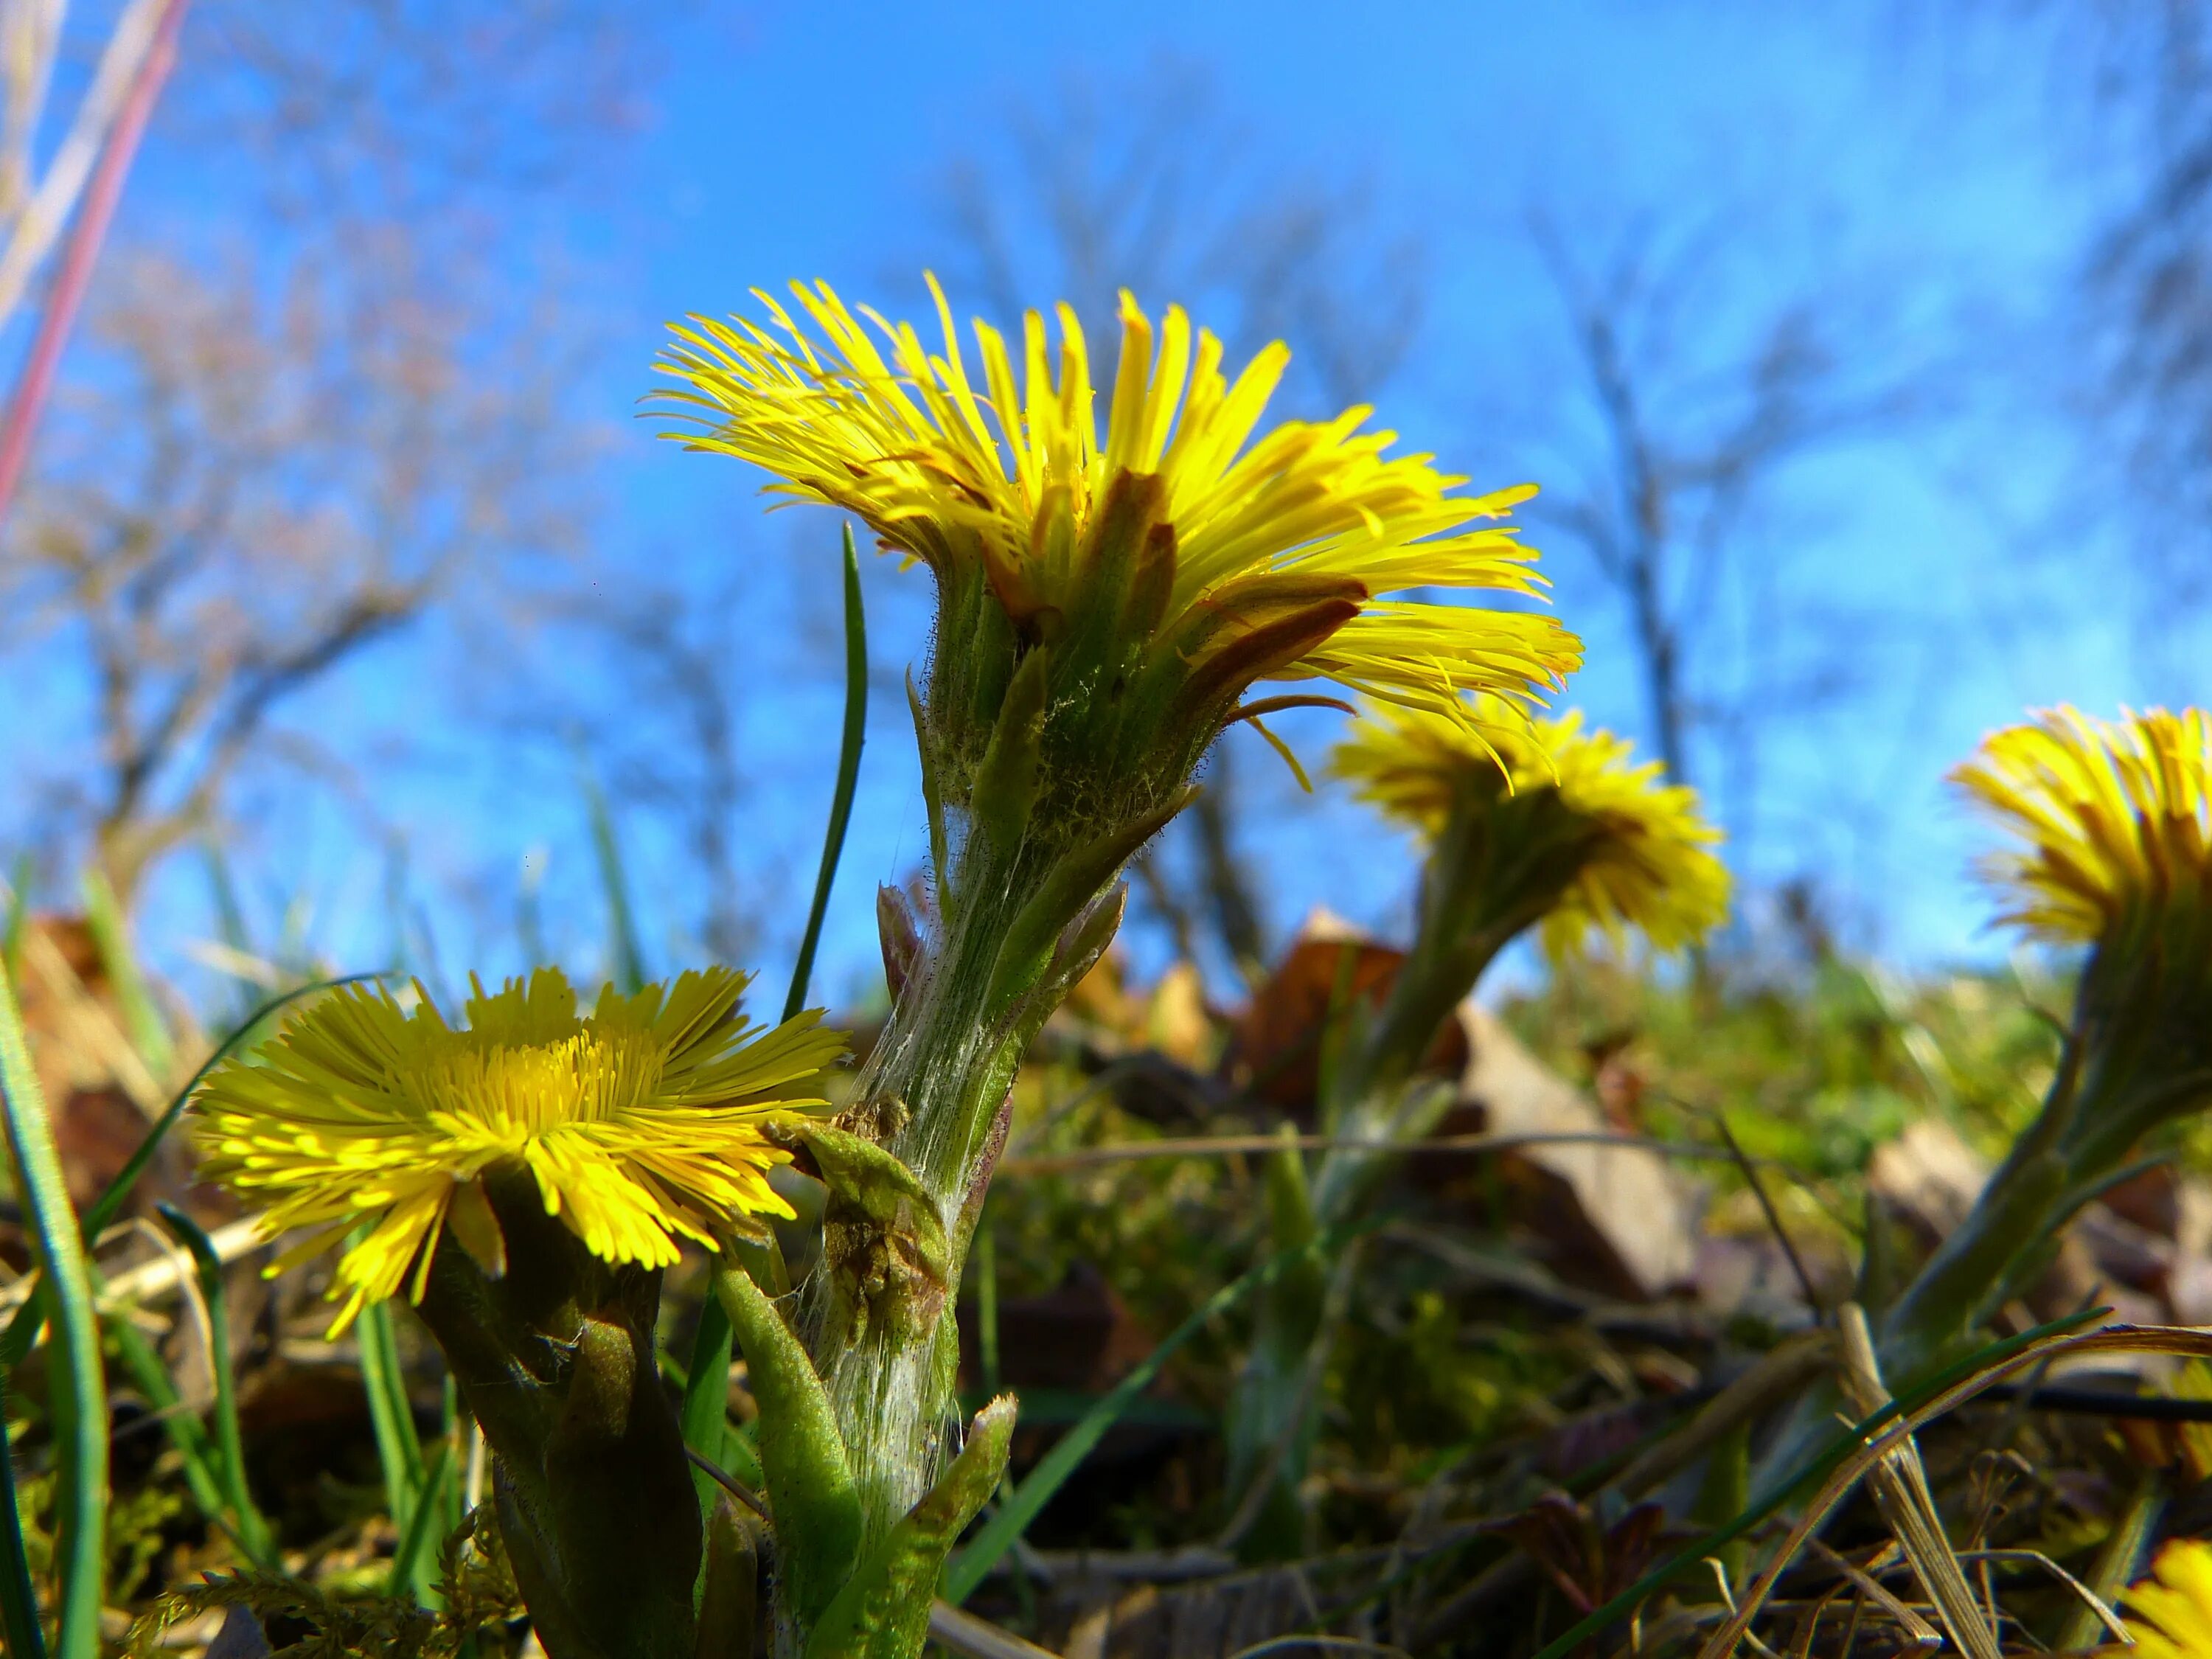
xmin=0 ymin=958 xmax=107 ymax=1659
xmin=667 ymin=1338 xmax=768 ymax=1492
xmin=678 ymin=1317 xmax=737 ymax=1515
xmin=358 ymin=1296 xmax=425 ymax=1534
xmin=202 ymin=844 xmax=251 ymax=959
xmin=387 ymin=1439 xmax=453 ymax=1599
xmin=77 ymin=1256 xmax=263 ymax=1567
xmin=383 ymin=844 xmax=414 ymax=976
xmin=441 ymin=1377 xmax=464 ymax=1540
xmin=275 ymin=896 xmax=313 ymax=981
xmin=784 ymin=522 xmax=869 ymax=1023
xmin=0 ymin=973 xmax=385 ymax=1371
xmin=156 ymin=1203 xmax=275 ymax=1565
xmin=580 ymin=761 xmax=647 ymax=995
xmin=201 ymin=844 xmax=258 ymax=1026
xmin=103 ymin=1298 xmax=234 ymax=1551
xmin=0 ymin=1363 xmax=49 ymax=1659
xmin=80 ymin=865 xmax=174 ymax=1082
xmin=943 ymin=1217 xmax=1381 ymax=1605
xmin=516 ymin=849 xmax=549 ymax=970
xmin=680 ymin=524 xmax=869 ymax=1510
xmin=1 ymin=855 xmax=29 ymax=985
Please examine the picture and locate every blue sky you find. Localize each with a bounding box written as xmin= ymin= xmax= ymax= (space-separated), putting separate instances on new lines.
xmin=594 ymin=2 xmax=2143 ymax=992
xmin=13 ymin=1 xmax=2184 ymax=1009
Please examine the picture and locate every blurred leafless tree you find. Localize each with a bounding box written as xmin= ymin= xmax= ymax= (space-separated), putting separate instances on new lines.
xmin=919 ymin=58 xmax=1427 ymax=983
xmin=1526 ymin=209 xmax=1911 ymax=870
xmin=1918 ymin=1 xmax=2212 ymax=670
xmin=2020 ymin=2 xmax=2212 ymax=637
xmin=933 ymin=59 xmax=1424 ymax=422
xmin=172 ymin=1 xmax=651 ymax=220
xmin=0 ymin=1 xmax=659 ymax=913
xmin=535 ymin=573 xmax=761 ymax=967
xmin=3 ymin=240 xmax=591 ymax=901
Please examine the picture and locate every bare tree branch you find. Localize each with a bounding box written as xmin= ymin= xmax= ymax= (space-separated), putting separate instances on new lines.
xmin=2 ymin=240 xmax=594 ymax=902
xmin=1528 ymin=207 xmax=1913 ymax=818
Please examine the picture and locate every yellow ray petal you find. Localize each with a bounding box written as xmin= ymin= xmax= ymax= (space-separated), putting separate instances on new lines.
xmin=191 ymin=967 xmax=846 ymax=1330
xmin=650 ymin=276 xmax=1577 ymax=732
xmin=1952 ymin=706 xmax=2212 ymax=945
xmin=1332 ymin=697 xmax=1731 ymax=959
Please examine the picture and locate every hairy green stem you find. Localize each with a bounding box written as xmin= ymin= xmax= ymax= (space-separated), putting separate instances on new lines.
xmin=1761 ymin=932 xmax=2212 ymax=1495
xmin=1222 ymin=1134 xmax=1329 ymax=1559
xmin=1220 ymin=791 xmax=1585 ymax=1557
xmin=1874 ymin=928 xmax=2212 ymax=1381
xmin=1875 ymin=1141 xmax=2071 ymax=1381
xmin=804 ymin=831 xmax=1054 ymax=1543
xmin=415 ymin=1177 xmax=702 ymax=1659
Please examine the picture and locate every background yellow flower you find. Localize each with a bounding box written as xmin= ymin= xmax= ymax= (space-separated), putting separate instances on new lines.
xmin=1951 ymin=705 xmax=2212 ymax=945
xmin=192 ymin=967 xmax=845 ymax=1332
xmin=2126 ymin=1539 xmax=2212 ymax=1659
xmin=1332 ymin=697 xmax=1731 ymax=957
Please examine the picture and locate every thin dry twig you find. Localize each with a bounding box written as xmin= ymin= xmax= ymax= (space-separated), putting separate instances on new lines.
xmin=1705 ymin=1558 xmax=1786 ymax=1659
xmin=1952 ymin=1550 xmax=2130 ymax=1646
xmin=997 ymin=1130 xmax=1805 ymax=1179
xmin=0 ymin=1214 xmax=265 ymax=1327
xmin=1804 ymin=1540 xmax=1941 ymax=1651
xmin=928 ymin=1601 xmax=1065 ymax=1659
xmin=1026 ymin=1546 xmax=1238 ymax=1582
xmin=1611 ymin=1332 xmax=1834 ymax=1500
xmin=1225 ymin=1638 xmax=1409 ymax=1659
xmin=1712 ymin=1110 xmax=1825 ymax=1316
xmin=105 ymin=1215 xmax=216 ymax=1404
xmin=682 ymin=1448 xmax=767 ymax=1520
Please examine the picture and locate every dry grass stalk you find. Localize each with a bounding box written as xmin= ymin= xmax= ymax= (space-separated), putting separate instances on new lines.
xmin=930 ymin=1601 xmax=1066 ymax=1659
xmin=21 ymin=922 xmax=167 ymax=1113
xmin=1832 ymin=1302 xmax=2003 ymax=1659
xmin=1697 ymin=1324 xmax=2212 ymax=1659
xmin=0 ymin=1215 xmax=263 ymax=1326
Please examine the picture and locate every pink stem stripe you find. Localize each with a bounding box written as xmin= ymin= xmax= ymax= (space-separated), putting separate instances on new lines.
xmin=0 ymin=0 xmax=187 ymax=531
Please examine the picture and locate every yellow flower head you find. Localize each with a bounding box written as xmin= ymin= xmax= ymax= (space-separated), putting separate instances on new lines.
xmin=651 ymin=278 xmax=1579 ymax=782
xmin=1332 ymin=698 xmax=1731 ymax=957
xmin=2126 ymin=1539 xmax=2212 ymax=1659
xmin=192 ymin=967 xmax=846 ymax=1334
xmin=1951 ymin=706 xmax=2212 ymax=945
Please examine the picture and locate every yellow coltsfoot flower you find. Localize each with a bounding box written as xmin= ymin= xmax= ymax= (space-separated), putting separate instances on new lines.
xmin=192 ymin=967 xmax=845 ymax=1332
xmin=1305 ymin=699 xmax=1725 ymax=1124
xmin=653 ymin=282 xmax=1583 ymax=1543
xmin=1332 ymin=697 xmax=1731 ymax=960
xmin=653 ymin=278 xmax=1580 ymax=866
xmin=1952 ymin=705 xmax=2212 ymax=945
xmin=1938 ymin=703 xmax=2212 ymax=1205
xmin=2126 ymin=1539 xmax=2212 ymax=1659
xmin=1874 ymin=709 xmax=2212 ymax=1379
